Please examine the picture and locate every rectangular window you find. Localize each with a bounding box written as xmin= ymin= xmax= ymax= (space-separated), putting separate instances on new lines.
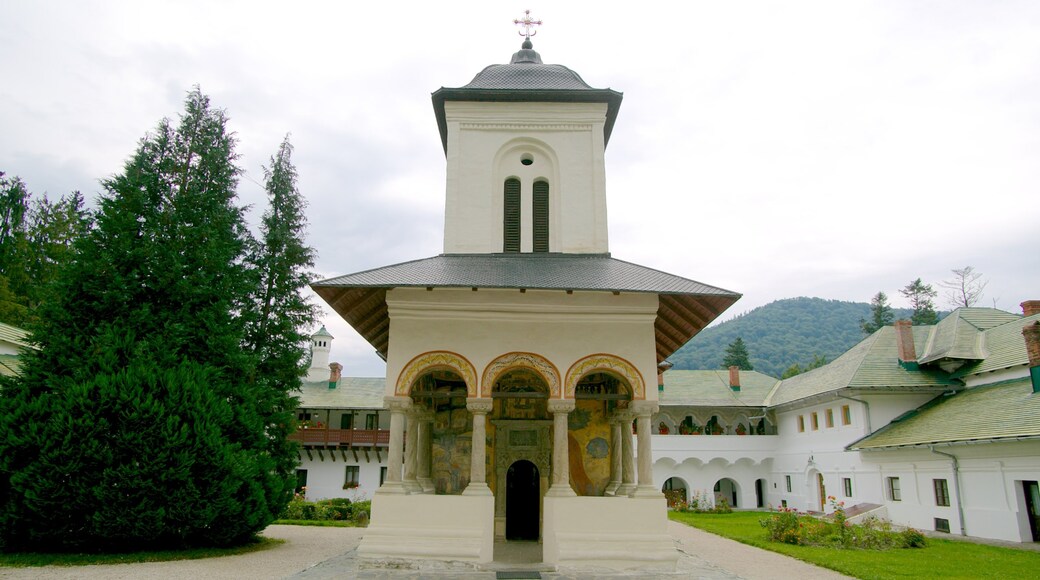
xmin=785 ymin=475 xmax=792 ymax=493
xmin=841 ymin=405 xmax=852 ymax=425
xmin=295 ymin=469 xmax=308 ymax=494
xmin=339 ymin=413 xmax=353 ymax=430
xmin=797 ymin=416 xmax=805 ymax=433
xmin=380 ymin=467 xmax=387 ymax=486
xmin=811 ymin=412 xmax=819 ymax=431
xmin=365 ymin=414 xmax=378 ymax=430
xmin=888 ymin=477 xmax=901 ymax=501
xmin=781 ymin=499 xmax=788 ymax=508
xmin=935 ymin=518 xmax=951 ymax=533
xmin=843 ymin=477 xmax=853 ymax=497
xmin=503 ymin=178 xmax=521 ymax=252
xmin=532 ymin=180 xmax=549 ymax=252
xmin=344 ymin=465 xmax=360 ymax=489
xmin=825 ymin=409 xmax=834 ymax=428
xmin=934 ymin=479 xmax=950 ymax=507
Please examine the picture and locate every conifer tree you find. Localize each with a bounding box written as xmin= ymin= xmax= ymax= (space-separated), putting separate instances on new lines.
xmin=900 ymin=278 xmax=938 ymax=325
xmin=242 ymin=135 xmax=317 ymax=492
xmin=860 ymin=291 xmax=894 ymax=335
xmin=0 ymin=88 xmax=291 ymax=551
xmin=722 ymin=337 xmax=753 ymax=370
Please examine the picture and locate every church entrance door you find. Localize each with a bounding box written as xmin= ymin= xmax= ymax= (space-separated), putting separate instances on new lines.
xmin=506 ymin=460 xmax=539 ymax=540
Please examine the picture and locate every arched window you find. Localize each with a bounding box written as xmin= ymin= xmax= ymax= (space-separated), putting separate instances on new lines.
xmin=532 ymin=180 xmax=549 ymax=252
xmin=503 ymin=178 xmax=521 ymax=252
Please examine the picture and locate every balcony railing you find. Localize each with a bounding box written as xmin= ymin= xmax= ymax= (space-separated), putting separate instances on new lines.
xmin=287 ymin=428 xmax=390 ymax=447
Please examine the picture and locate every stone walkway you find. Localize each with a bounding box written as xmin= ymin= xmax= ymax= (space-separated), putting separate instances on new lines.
xmin=0 ymin=523 xmax=853 ymax=580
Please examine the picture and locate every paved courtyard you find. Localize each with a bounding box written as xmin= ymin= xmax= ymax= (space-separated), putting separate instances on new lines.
xmin=0 ymin=522 xmax=851 ymax=580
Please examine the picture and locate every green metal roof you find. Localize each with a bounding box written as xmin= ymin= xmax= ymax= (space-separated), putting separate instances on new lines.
xmin=298 ymin=377 xmax=386 ymax=410
xmin=660 ymin=370 xmax=779 ymax=407
xmin=848 ymin=377 xmax=1040 ymax=450
xmin=767 ymin=325 xmax=956 ymax=407
xmin=954 ymin=313 xmax=1040 ymax=378
xmin=918 ymin=307 xmax=1020 ymax=365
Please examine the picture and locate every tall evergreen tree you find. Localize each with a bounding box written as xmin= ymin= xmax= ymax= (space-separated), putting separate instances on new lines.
xmin=722 ymin=337 xmax=753 ymax=370
xmin=900 ymin=278 xmax=938 ymax=325
xmin=0 ymin=88 xmax=291 ymax=551
xmin=242 ymin=135 xmax=317 ymax=493
xmin=0 ymin=173 xmax=30 ymax=324
xmin=860 ymin=291 xmax=894 ymax=335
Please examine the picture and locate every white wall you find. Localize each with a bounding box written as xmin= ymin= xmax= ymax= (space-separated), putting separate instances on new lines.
xmin=442 ymin=101 xmax=610 ymax=254
xmin=297 ymin=454 xmax=386 ymax=502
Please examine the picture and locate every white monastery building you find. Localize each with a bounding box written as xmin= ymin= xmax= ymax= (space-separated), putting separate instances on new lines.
xmin=308 ymin=30 xmax=739 ymax=570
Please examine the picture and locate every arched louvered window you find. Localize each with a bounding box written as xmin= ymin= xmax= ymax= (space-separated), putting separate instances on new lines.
xmin=532 ymin=180 xmax=549 ymax=253
xmin=503 ymin=178 xmax=521 ymax=252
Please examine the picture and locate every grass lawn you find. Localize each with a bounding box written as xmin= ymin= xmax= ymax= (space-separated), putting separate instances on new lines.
xmin=0 ymin=537 xmax=283 ymax=568
xmin=670 ymin=511 xmax=1040 ymax=580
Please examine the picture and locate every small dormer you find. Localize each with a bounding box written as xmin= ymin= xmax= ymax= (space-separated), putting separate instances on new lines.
xmin=432 ymin=39 xmax=623 ymax=255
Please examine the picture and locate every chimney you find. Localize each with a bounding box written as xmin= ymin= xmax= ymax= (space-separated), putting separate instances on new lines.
xmin=1023 ymin=322 xmax=1040 ymax=393
xmin=1022 ymin=300 xmax=1040 ymax=318
xmin=328 ymin=362 xmax=343 ymax=390
xmin=894 ymin=319 xmax=918 ymax=368
xmin=657 ymin=360 xmax=673 ymax=392
xmin=728 ymin=366 xmax=741 ymax=391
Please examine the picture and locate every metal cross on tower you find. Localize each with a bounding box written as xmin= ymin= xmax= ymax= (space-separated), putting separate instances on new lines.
xmin=514 ymin=10 xmax=542 ymax=38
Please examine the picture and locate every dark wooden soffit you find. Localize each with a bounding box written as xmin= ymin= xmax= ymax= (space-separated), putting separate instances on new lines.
xmin=313 ymin=286 xmax=738 ymax=363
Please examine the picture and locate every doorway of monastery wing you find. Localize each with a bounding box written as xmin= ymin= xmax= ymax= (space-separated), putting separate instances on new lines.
xmin=490 ymin=368 xmax=551 ymax=541
xmin=409 ymin=369 xmax=471 ymax=495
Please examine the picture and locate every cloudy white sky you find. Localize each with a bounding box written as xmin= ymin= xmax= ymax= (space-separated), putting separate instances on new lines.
xmin=2 ymin=1 xmax=1037 ymax=376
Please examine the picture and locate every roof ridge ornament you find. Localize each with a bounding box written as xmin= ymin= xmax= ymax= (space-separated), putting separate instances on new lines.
xmin=514 ymin=9 xmax=542 ymax=42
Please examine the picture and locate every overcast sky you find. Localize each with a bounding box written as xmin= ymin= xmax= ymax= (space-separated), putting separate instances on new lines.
xmin=2 ymin=1 xmax=1038 ymax=376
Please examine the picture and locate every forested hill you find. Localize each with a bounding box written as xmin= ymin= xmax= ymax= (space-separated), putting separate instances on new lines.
xmin=669 ymin=297 xmax=914 ymax=378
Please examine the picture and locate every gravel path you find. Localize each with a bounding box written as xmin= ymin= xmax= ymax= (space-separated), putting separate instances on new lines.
xmin=0 ymin=523 xmax=852 ymax=580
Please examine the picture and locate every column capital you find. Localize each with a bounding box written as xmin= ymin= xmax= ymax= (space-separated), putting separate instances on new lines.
xmin=547 ymin=398 xmax=576 ymax=414
xmin=611 ymin=409 xmax=634 ymax=423
xmin=630 ymin=400 xmax=659 ymax=417
xmin=413 ymin=407 xmax=435 ymax=422
xmin=466 ymin=398 xmax=493 ymax=414
xmin=385 ymin=396 xmax=413 ymax=412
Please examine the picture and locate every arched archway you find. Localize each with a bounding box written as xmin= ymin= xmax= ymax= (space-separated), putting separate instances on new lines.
xmin=408 ymin=367 xmax=471 ymax=495
xmin=662 ymin=476 xmax=689 ymax=507
xmin=481 ymin=352 xmax=560 ymax=399
xmin=395 ymin=351 xmax=477 ymax=397
xmin=755 ymin=478 xmax=767 ymax=508
xmin=714 ymin=478 xmax=739 ymax=508
xmin=564 ymin=354 xmax=645 ymax=400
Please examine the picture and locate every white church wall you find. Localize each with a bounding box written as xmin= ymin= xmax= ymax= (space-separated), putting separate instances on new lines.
xmin=442 ymin=101 xmax=609 ymax=255
xmin=385 ymin=288 xmax=660 ymax=402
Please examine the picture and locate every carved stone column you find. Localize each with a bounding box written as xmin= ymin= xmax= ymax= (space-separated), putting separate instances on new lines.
xmin=605 ymin=411 xmax=624 ymax=496
xmin=402 ymin=407 xmax=423 ymax=493
xmin=378 ymin=396 xmax=411 ymax=494
xmin=416 ymin=409 xmax=435 ymax=494
xmin=631 ymin=401 xmax=662 ymax=498
xmin=463 ymin=398 xmax=493 ymax=496
xmin=545 ymin=398 xmax=577 ymax=497
xmin=615 ymin=410 xmax=636 ymax=496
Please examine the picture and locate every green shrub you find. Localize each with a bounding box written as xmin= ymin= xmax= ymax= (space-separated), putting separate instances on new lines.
xmin=901 ymin=527 xmax=927 ymax=548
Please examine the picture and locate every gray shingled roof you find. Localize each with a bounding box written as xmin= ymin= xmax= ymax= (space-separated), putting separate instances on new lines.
xmin=953 ymin=312 xmax=1038 ymax=378
xmin=463 ymin=63 xmax=594 ymax=90
xmin=316 ymin=253 xmax=736 ymax=296
xmin=918 ymin=307 xmax=1020 ymax=365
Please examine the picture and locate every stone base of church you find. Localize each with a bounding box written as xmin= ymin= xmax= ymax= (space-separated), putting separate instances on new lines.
xmin=357 ymin=493 xmax=495 ymax=563
xmin=542 ymin=495 xmax=678 ymax=571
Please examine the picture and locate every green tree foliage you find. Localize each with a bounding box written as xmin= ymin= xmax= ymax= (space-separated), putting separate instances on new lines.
xmin=242 ymin=135 xmax=317 ymax=492
xmin=668 ymin=297 xmax=915 ymax=377
xmin=722 ymin=337 xmax=753 ymax=370
xmin=860 ymin=291 xmax=894 ymax=336
xmin=0 ymin=173 xmax=90 ymax=326
xmin=940 ymin=266 xmax=987 ymax=308
xmin=900 ymin=278 xmax=938 ymax=325
xmin=0 ymin=89 xmax=294 ymax=551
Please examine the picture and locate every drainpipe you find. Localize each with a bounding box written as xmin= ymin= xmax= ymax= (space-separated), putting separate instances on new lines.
xmin=837 ymin=394 xmax=871 ymax=433
xmin=930 ymin=446 xmax=967 ymax=536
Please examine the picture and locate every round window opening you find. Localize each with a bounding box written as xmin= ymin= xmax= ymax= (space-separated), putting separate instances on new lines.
xmin=520 ymin=154 xmax=534 ymax=166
